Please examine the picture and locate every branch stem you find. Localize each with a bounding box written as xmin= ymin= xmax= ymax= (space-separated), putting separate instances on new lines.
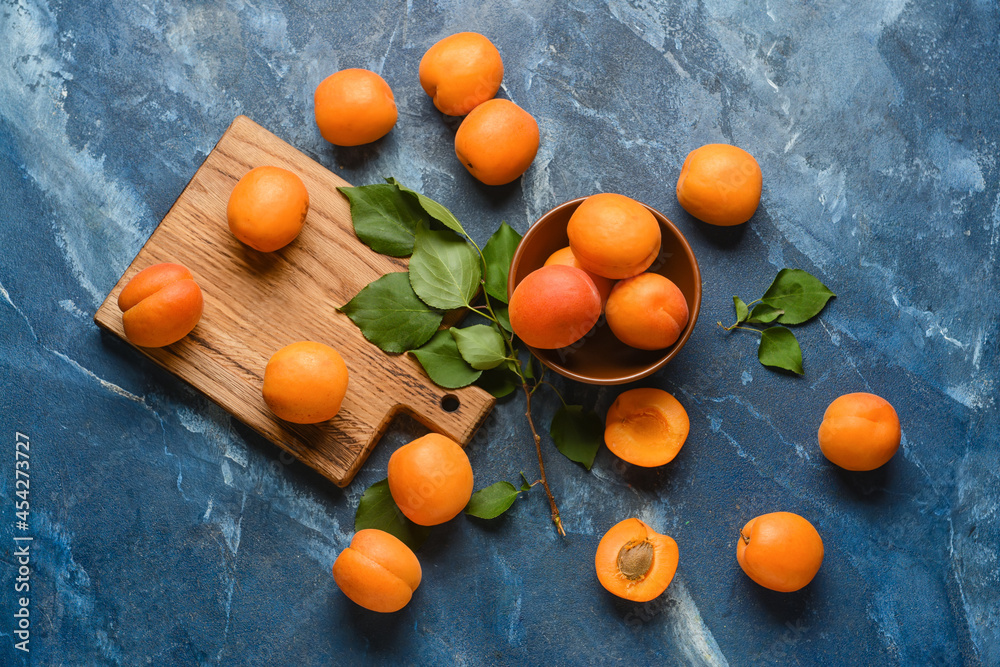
xmin=718 ymin=321 xmax=765 ymax=335
xmin=522 ymin=381 xmax=565 ymax=536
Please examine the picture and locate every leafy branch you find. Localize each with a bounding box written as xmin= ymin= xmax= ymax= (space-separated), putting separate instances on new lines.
xmin=339 ymin=179 xmax=602 ymax=540
xmin=719 ymin=269 xmax=836 ymax=375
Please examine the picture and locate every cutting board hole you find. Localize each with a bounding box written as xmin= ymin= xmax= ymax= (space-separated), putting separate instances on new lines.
xmin=440 ymin=394 xmax=460 ymax=413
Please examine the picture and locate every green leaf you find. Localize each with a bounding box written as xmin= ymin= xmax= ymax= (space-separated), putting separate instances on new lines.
xmin=339 ymin=273 xmax=443 ymax=353
xmin=550 ymin=405 xmax=603 ymax=470
xmin=747 ymin=303 xmax=784 ymax=324
xmin=481 ymin=222 xmax=522 ymax=303
xmin=519 ymin=472 xmax=532 ymax=492
xmin=757 ymin=326 xmax=804 ymax=374
xmin=386 ymin=177 xmax=468 ymax=237
xmin=464 ymin=481 xmax=521 ymax=519
xmin=476 ymin=364 xmax=520 ymax=398
xmin=759 ymin=269 xmax=836 ymax=325
xmin=409 ymin=227 xmax=481 ymax=309
xmin=451 ymin=324 xmax=507 ymax=370
xmin=410 ymin=330 xmax=482 ymax=388
xmin=733 ymin=296 xmax=749 ymax=323
xmin=494 ymin=306 xmax=512 ymax=333
xmin=354 ymin=479 xmax=430 ymax=550
xmin=338 ymin=184 xmax=430 ymax=257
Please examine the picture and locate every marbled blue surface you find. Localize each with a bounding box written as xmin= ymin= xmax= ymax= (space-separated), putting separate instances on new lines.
xmin=1 ymin=0 xmax=998 ymax=664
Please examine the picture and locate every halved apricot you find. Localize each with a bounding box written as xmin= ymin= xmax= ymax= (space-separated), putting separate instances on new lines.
xmin=605 ymin=388 xmax=690 ymax=467
xmin=595 ymin=518 xmax=678 ymax=601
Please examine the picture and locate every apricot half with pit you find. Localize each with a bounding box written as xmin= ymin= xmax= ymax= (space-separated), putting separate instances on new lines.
xmin=595 ymin=518 xmax=678 ymax=601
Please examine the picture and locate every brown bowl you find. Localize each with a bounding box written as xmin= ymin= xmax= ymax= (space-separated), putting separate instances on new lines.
xmin=507 ymin=197 xmax=701 ymax=385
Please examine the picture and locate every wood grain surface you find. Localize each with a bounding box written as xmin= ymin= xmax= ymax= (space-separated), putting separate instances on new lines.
xmin=94 ymin=116 xmax=495 ymax=487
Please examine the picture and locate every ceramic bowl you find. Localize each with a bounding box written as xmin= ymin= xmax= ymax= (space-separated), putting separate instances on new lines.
xmin=507 ymin=197 xmax=701 ymax=385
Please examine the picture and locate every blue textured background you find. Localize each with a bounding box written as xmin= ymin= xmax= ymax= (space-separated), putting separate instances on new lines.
xmin=2 ymin=0 xmax=998 ymax=664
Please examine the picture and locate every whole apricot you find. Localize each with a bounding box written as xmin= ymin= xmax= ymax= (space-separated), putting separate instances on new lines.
xmin=543 ymin=246 xmax=615 ymax=307
xmin=387 ymin=433 xmax=474 ymax=526
xmin=595 ymin=518 xmax=678 ymax=602
xmin=737 ymin=512 xmax=823 ymax=592
xmin=605 ymin=273 xmax=689 ymax=350
xmin=508 ymin=264 xmax=602 ymax=350
xmin=332 ymin=529 xmax=422 ymax=613
xmin=454 ymin=98 xmax=539 ymax=186
xmin=566 ymin=194 xmax=661 ymax=280
xmin=227 ymin=166 xmax=309 ymax=252
xmin=117 ymin=262 xmax=204 ymax=348
xmin=605 ymin=388 xmax=689 ymax=467
xmin=314 ymin=68 xmax=398 ymax=146
xmin=818 ymin=392 xmax=900 ymax=471
xmin=419 ymin=32 xmax=504 ymax=116
xmin=676 ymin=144 xmax=761 ymax=226
xmin=262 ymin=341 xmax=349 ymax=424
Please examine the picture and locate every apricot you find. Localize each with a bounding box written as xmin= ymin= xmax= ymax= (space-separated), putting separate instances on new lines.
xmin=543 ymin=246 xmax=615 ymax=307
xmin=508 ymin=264 xmax=602 ymax=350
xmin=332 ymin=529 xmax=422 ymax=613
xmin=454 ymin=99 xmax=539 ymax=186
xmin=566 ymin=193 xmax=661 ymax=280
xmin=262 ymin=341 xmax=349 ymax=424
xmin=387 ymin=433 xmax=474 ymax=526
xmin=227 ymin=166 xmax=309 ymax=252
xmin=818 ymin=392 xmax=901 ymax=471
xmin=595 ymin=518 xmax=678 ymax=602
xmin=419 ymin=32 xmax=504 ymax=116
xmin=117 ymin=262 xmax=204 ymax=348
xmin=737 ymin=512 xmax=823 ymax=592
xmin=314 ymin=68 xmax=397 ymax=146
xmin=676 ymin=144 xmax=762 ymax=226
xmin=605 ymin=388 xmax=689 ymax=467
xmin=605 ymin=273 xmax=689 ymax=350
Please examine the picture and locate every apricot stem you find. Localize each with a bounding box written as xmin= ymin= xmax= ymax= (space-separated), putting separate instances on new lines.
xmin=522 ymin=381 xmax=565 ymax=536
xmin=739 ymin=528 xmax=751 ymax=545
xmin=718 ymin=321 xmax=764 ymax=335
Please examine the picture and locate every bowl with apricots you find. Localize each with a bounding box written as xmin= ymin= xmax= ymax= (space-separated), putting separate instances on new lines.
xmin=507 ymin=194 xmax=701 ymax=384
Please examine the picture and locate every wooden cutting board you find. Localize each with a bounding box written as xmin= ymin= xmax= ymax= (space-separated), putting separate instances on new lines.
xmin=95 ymin=116 xmax=495 ymax=487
